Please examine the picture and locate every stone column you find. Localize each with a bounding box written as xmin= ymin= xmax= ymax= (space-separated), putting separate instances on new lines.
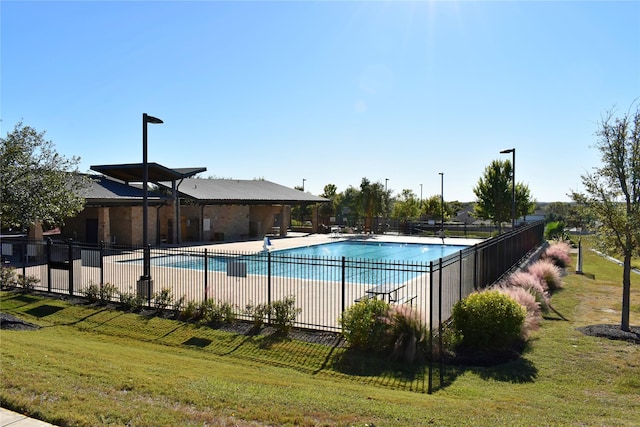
xmin=98 ymin=207 xmax=111 ymax=243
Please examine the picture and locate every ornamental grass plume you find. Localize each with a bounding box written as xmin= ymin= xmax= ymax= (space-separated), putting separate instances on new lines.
xmin=527 ymin=259 xmax=563 ymax=293
xmin=506 ymin=270 xmax=550 ymax=312
xmin=495 ymin=285 xmax=541 ymax=337
xmin=384 ymin=304 xmax=427 ymax=364
xmin=543 ymin=241 xmax=572 ymax=269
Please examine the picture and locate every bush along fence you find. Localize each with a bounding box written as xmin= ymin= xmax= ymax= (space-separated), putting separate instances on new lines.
xmin=0 ymin=220 xmax=544 ymax=393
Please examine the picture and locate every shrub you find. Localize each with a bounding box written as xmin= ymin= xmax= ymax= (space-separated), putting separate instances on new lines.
xmin=17 ymin=274 xmax=39 ymax=292
xmin=201 ymin=299 xmax=236 ymax=326
xmin=495 ymin=285 xmax=541 ymax=336
xmin=82 ymin=282 xmax=100 ymax=303
xmin=0 ymin=266 xmax=17 ymax=289
xmin=451 ymin=290 xmax=526 ymax=350
xmin=100 ymin=283 xmax=118 ymax=303
xmin=179 ymin=300 xmax=201 ymax=321
xmin=339 ymin=297 xmax=390 ymax=351
xmin=119 ymin=288 xmax=144 ymax=312
xmin=172 ymin=295 xmax=186 ymax=318
xmin=507 ymin=270 xmax=550 ymax=312
xmin=543 ymin=241 xmax=571 ymax=269
xmin=528 ymin=259 xmax=563 ymax=293
xmin=152 ymin=288 xmax=174 ymax=311
xmin=83 ymin=282 xmax=117 ymax=304
xmin=245 ymin=302 xmax=271 ymax=329
xmin=270 ymin=296 xmax=301 ymax=335
xmin=384 ymin=304 xmax=427 ymax=364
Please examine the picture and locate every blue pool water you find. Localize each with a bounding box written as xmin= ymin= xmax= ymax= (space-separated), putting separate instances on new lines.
xmin=134 ymin=241 xmax=468 ymax=285
xmin=271 ymin=240 xmax=463 ymax=262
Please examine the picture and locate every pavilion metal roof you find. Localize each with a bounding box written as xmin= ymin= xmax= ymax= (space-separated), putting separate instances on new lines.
xmin=82 ymin=175 xmax=169 ymax=206
xmin=90 ymin=163 xmax=206 ymax=183
xmin=158 ymin=178 xmax=328 ymax=205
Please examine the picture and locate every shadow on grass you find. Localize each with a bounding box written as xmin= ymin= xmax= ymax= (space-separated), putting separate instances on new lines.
xmin=183 ymin=337 xmax=213 ymax=348
xmin=543 ymin=304 xmax=570 ymax=321
xmin=26 ymin=304 xmax=64 ymax=318
xmin=330 ymin=348 xmax=428 ymax=385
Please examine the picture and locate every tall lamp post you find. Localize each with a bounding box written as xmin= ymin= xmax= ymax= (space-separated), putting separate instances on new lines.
xmin=439 ymin=172 xmax=444 ymax=237
xmin=500 ymin=148 xmax=516 ymax=228
xmin=141 ymin=113 xmax=163 ymax=298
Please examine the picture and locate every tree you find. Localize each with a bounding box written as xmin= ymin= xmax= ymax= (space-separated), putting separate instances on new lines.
xmin=339 ymin=186 xmax=362 ymax=228
xmin=319 ymin=183 xmax=338 ymax=224
xmin=571 ymin=105 xmax=639 ymax=332
xmin=473 ymin=159 xmax=534 ymax=232
xmin=1 ymin=121 xmax=88 ymax=232
xmin=391 ymin=189 xmax=420 ymax=221
xmin=515 ymin=182 xmax=536 ymax=220
xmin=359 ymin=178 xmax=386 ymax=233
xmin=420 ymin=195 xmax=443 ymax=221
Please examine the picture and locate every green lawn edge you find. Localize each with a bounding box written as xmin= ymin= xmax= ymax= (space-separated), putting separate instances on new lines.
xmin=1 ymin=243 xmax=639 ymax=426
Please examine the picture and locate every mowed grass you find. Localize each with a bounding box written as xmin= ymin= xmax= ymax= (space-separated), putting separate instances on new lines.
xmin=1 ymin=242 xmax=639 ymax=427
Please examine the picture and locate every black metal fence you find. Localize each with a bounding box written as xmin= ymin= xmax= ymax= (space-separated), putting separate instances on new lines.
xmin=1 ymin=220 xmax=544 ymax=392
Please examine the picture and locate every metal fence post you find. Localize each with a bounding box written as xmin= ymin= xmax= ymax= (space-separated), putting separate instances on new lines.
xmin=341 ymin=256 xmax=346 ymax=316
xmin=68 ymin=239 xmax=74 ymax=296
xmin=267 ymin=251 xmax=272 ymax=324
xmin=99 ymin=241 xmax=104 ymax=286
xmin=438 ymin=257 xmax=444 ymax=388
xmin=428 ymin=260 xmax=434 ymax=394
xmin=146 ymin=244 xmax=152 ymax=307
xmin=46 ymin=238 xmax=52 ymax=292
xmin=204 ymin=248 xmax=208 ymax=301
xmin=21 ymin=241 xmax=27 ymax=278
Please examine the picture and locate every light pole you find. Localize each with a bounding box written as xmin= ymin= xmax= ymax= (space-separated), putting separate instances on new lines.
xmin=302 ymin=178 xmax=306 ymax=192
xmin=500 ymin=148 xmax=516 ymax=228
xmin=420 ymin=183 xmax=423 ymax=208
xmin=141 ymin=113 xmax=163 ymax=297
xmin=439 ymin=172 xmax=444 ymax=237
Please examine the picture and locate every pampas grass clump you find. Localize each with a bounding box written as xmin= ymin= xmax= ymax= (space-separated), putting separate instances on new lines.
xmin=528 ymin=259 xmax=563 ymax=293
xmin=496 ymin=285 xmax=541 ymax=337
xmin=384 ymin=304 xmax=427 ymax=364
xmin=543 ymin=241 xmax=572 ymax=268
xmin=506 ymin=270 xmax=550 ymax=311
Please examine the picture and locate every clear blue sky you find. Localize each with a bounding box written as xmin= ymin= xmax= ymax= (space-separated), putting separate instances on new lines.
xmin=2 ymin=1 xmax=639 ymax=203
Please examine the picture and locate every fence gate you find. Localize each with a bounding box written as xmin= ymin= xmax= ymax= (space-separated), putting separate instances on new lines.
xmin=47 ymin=239 xmax=82 ymax=294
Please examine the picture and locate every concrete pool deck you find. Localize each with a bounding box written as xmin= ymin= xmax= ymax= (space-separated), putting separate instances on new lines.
xmin=177 ymin=233 xmax=484 ymax=254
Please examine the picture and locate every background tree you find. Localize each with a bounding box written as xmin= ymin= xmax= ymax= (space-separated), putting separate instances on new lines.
xmin=390 ymin=189 xmax=420 ymax=221
xmin=515 ymin=183 xmax=536 ymax=220
xmin=473 ymin=159 xmax=534 ymax=232
xmin=420 ymin=195 xmax=444 ymax=221
xmin=318 ymin=183 xmax=338 ymax=224
xmin=359 ymin=178 xmax=386 ymax=233
xmin=1 ymin=121 xmax=88 ymax=232
xmin=544 ymin=202 xmax=571 ymax=223
xmin=571 ymin=105 xmax=639 ymax=332
xmin=339 ymin=186 xmax=362 ymax=228
xmin=473 ymin=160 xmax=512 ymax=231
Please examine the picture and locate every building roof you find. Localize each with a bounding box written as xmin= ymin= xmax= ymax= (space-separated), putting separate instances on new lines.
xmin=159 ymin=178 xmax=328 ymax=205
xmin=90 ymin=163 xmax=206 ymax=183
xmin=82 ymin=175 xmax=169 ymax=206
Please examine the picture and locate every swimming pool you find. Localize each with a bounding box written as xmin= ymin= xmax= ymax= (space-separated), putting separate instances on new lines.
xmin=134 ymin=240 xmax=467 ymax=285
xmin=271 ymin=240 xmax=464 ymax=262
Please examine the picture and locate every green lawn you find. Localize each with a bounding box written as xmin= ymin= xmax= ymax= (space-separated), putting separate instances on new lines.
xmin=1 ymin=243 xmax=639 ymax=426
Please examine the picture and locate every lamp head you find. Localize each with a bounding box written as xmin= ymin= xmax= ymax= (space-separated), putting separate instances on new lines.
xmin=500 ymin=148 xmax=514 ymax=154
xmin=144 ymin=113 xmax=164 ymax=124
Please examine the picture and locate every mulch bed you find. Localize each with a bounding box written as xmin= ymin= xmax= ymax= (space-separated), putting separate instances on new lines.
xmin=576 ymin=324 xmax=640 ymax=344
